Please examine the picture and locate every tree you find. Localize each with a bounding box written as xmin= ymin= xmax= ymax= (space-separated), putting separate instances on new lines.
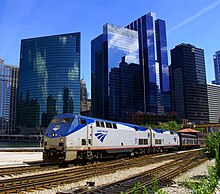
xmin=143 ymin=121 xmax=181 ymax=131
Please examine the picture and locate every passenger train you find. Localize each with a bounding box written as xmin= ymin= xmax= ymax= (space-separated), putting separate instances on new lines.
xmin=43 ymin=114 xmax=204 ymax=163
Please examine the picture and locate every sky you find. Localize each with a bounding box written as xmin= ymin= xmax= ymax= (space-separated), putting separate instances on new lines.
xmin=1 ymin=0 xmax=220 ymax=97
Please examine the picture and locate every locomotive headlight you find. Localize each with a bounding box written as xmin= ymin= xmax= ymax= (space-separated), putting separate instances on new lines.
xmin=44 ymin=138 xmax=47 ymax=142
xmin=60 ymin=138 xmax=63 ymax=142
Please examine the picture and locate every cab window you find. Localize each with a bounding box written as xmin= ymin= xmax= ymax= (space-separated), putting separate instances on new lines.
xmin=78 ymin=118 xmax=87 ymax=124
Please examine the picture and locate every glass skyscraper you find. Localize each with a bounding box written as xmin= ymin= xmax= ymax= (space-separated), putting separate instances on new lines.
xmin=126 ymin=12 xmax=170 ymax=114
xmin=91 ymin=24 xmax=141 ymax=121
xmin=170 ymin=43 xmax=209 ymax=123
xmin=92 ymin=13 xmax=170 ymax=121
xmin=0 ymin=58 xmax=19 ymax=134
xmin=214 ymin=50 xmax=220 ymax=85
xmin=19 ymin=33 xmax=80 ymax=134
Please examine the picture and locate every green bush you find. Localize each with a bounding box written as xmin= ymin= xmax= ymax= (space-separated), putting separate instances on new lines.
xmin=184 ymin=166 xmax=218 ymax=194
xmin=203 ymin=132 xmax=220 ymax=169
xmin=184 ymin=132 xmax=220 ymax=193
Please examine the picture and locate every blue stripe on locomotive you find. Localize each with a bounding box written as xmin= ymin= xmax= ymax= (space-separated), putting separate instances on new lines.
xmin=153 ymin=128 xmax=178 ymax=134
xmin=45 ymin=114 xmax=150 ymax=138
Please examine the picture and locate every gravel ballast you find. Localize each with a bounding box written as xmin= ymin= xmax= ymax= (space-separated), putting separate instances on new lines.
xmin=27 ymin=159 xmax=215 ymax=194
xmin=0 ymin=151 xmax=215 ymax=194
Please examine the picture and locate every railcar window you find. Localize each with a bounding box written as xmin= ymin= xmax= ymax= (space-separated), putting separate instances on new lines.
xmin=113 ymin=123 xmax=117 ymax=129
xmin=100 ymin=122 xmax=105 ymax=127
xmin=96 ymin=121 xmax=100 ymax=127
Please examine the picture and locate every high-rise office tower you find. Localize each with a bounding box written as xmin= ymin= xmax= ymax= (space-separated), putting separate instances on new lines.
xmin=170 ymin=43 xmax=209 ymax=123
xmin=0 ymin=58 xmax=19 ymax=134
xmin=207 ymin=83 xmax=220 ymax=123
xmin=19 ymin=33 xmax=80 ymax=134
xmin=80 ymin=79 xmax=90 ymax=113
xmin=126 ymin=12 xmax=170 ymax=114
xmin=92 ymin=13 xmax=170 ymax=121
xmin=214 ymin=50 xmax=220 ymax=85
xmin=91 ymin=24 xmax=141 ymax=121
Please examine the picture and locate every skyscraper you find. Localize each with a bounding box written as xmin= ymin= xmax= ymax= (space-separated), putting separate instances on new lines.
xmin=170 ymin=43 xmax=209 ymax=123
xmin=0 ymin=58 xmax=19 ymax=134
xmin=207 ymin=83 xmax=220 ymax=123
xmin=91 ymin=24 xmax=141 ymax=121
xmin=80 ymin=79 xmax=90 ymax=113
xmin=126 ymin=12 xmax=170 ymax=114
xmin=92 ymin=13 xmax=170 ymax=121
xmin=19 ymin=33 xmax=80 ymax=134
xmin=214 ymin=50 xmax=220 ymax=85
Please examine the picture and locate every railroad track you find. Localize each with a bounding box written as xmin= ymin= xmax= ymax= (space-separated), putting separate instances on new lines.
xmin=74 ymin=153 xmax=207 ymax=194
xmin=0 ymin=150 xmax=202 ymax=193
xmin=0 ymin=163 xmax=61 ymax=177
xmin=0 ymin=151 xmax=173 ymax=177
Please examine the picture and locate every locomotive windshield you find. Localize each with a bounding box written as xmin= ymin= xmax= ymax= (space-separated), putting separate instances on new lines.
xmin=45 ymin=116 xmax=75 ymax=137
xmin=50 ymin=118 xmax=73 ymax=125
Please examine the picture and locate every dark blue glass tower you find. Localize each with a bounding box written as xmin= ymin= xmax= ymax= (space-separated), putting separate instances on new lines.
xmin=214 ymin=50 xmax=220 ymax=85
xmin=91 ymin=24 xmax=141 ymax=121
xmin=170 ymin=43 xmax=209 ymax=123
xmin=126 ymin=12 xmax=170 ymax=114
xmin=19 ymin=33 xmax=80 ymax=134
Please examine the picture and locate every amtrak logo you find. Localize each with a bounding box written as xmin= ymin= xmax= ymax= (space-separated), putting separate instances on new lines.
xmin=95 ymin=133 xmax=107 ymax=142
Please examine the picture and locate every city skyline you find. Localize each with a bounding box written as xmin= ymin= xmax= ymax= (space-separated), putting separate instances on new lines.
xmin=1 ymin=0 xmax=220 ymax=97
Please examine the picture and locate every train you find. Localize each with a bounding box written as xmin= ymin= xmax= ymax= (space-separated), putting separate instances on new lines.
xmin=43 ymin=113 xmax=205 ymax=163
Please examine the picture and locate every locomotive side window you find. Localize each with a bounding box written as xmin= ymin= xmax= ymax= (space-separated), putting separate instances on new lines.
xmin=113 ymin=123 xmax=117 ymax=129
xmin=96 ymin=121 xmax=100 ymax=127
xmin=144 ymin=139 xmax=148 ymax=144
xmin=139 ymin=139 xmax=148 ymax=145
xmin=82 ymin=139 xmax=86 ymax=145
xmin=155 ymin=139 xmax=162 ymax=144
xmin=106 ymin=122 xmax=112 ymax=128
xmin=139 ymin=139 xmax=144 ymax=145
xmin=100 ymin=122 xmax=105 ymax=127
xmin=170 ymin=131 xmax=174 ymax=135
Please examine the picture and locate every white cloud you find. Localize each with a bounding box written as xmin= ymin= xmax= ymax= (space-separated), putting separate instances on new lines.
xmin=168 ymin=0 xmax=220 ymax=33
